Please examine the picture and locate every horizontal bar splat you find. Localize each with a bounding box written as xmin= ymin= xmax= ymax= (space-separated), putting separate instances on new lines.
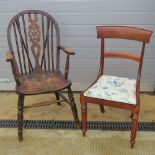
xmin=104 ymin=51 xmax=140 ymax=62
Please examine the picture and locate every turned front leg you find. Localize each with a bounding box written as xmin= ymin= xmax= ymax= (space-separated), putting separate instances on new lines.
xmin=130 ymin=112 xmax=139 ymax=148
xmin=81 ymin=102 xmax=87 ymax=136
xmin=17 ymin=95 xmax=24 ymax=141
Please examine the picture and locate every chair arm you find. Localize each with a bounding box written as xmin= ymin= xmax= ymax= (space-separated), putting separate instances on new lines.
xmin=58 ymin=46 xmax=75 ymax=55
xmin=6 ymin=50 xmax=14 ymax=62
xmin=6 ymin=50 xmax=20 ymax=85
xmin=58 ymin=46 xmax=75 ymax=79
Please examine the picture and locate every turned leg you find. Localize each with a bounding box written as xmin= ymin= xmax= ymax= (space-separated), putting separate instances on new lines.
xmin=17 ymin=95 xmax=24 ymax=141
xmin=55 ymin=92 xmax=61 ymax=105
xmin=130 ymin=112 xmax=139 ymax=148
xmin=100 ymin=105 xmax=105 ymax=113
xmin=81 ymin=102 xmax=87 ymax=136
xmin=68 ymin=86 xmax=80 ymax=129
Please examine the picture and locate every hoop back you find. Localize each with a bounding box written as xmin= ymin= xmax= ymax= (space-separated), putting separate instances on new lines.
xmin=7 ymin=10 xmax=60 ymax=75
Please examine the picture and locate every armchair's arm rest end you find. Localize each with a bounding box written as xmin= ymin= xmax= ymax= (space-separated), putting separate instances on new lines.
xmin=6 ymin=50 xmax=13 ymax=62
xmin=64 ymin=48 xmax=75 ymax=55
xmin=58 ymin=46 xmax=75 ymax=55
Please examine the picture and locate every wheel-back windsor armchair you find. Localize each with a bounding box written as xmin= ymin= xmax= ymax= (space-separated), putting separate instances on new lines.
xmin=6 ymin=10 xmax=80 ymax=141
xmin=80 ymin=26 xmax=153 ymax=148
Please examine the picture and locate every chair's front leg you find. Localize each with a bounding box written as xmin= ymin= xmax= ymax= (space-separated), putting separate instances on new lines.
xmin=67 ymin=86 xmax=80 ymax=129
xmin=81 ymin=101 xmax=87 ymax=136
xmin=130 ymin=112 xmax=139 ymax=148
xmin=17 ymin=95 xmax=24 ymax=141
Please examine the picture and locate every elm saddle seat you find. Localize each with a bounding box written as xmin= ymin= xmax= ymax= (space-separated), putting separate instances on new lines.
xmin=16 ymin=71 xmax=71 ymax=94
xmin=80 ymin=26 xmax=153 ymax=148
xmin=6 ymin=10 xmax=80 ymax=141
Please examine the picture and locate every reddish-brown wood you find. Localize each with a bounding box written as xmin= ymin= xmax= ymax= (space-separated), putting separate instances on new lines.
xmin=80 ymin=97 xmax=87 ymax=136
xmin=80 ymin=26 xmax=153 ymax=148
xmin=104 ymin=51 xmax=140 ymax=62
xmin=97 ymin=26 xmax=153 ymax=43
xmin=6 ymin=10 xmax=80 ymax=141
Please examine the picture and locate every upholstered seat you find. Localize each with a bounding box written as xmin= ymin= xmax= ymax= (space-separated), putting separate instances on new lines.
xmin=16 ymin=71 xmax=71 ymax=94
xmin=84 ymin=75 xmax=136 ymax=104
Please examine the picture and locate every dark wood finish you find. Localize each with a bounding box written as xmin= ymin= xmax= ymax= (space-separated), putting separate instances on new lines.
xmin=24 ymin=99 xmax=64 ymax=109
xmin=6 ymin=50 xmax=20 ymax=85
xmin=6 ymin=10 xmax=80 ymax=141
xmin=99 ymin=105 xmax=105 ymax=113
xmin=80 ymin=26 xmax=153 ymax=148
xmin=57 ymin=91 xmax=70 ymax=105
xmin=68 ymin=86 xmax=81 ymax=129
xmin=17 ymin=95 xmax=24 ymax=141
xmin=55 ymin=92 xmax=61 ymax=105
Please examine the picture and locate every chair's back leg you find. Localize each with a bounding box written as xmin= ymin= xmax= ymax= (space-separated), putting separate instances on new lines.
xmin=130 ymin=111 xmax=133 ymax=119
xmin=100 ymin=105 xmax=105 ymax=113
xmin=55 ymin=92 xmax=61 ymax=105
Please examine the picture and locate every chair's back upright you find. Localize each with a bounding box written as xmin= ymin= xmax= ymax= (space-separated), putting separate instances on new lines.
xmin=96 ymin=26 xmax=153 ymax=80
xmin=7 ymin=10 xmax=61 ymax=75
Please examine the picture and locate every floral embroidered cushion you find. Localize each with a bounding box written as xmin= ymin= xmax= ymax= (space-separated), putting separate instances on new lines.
xmin=84 ymin=75 xmax=136 ymax=105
